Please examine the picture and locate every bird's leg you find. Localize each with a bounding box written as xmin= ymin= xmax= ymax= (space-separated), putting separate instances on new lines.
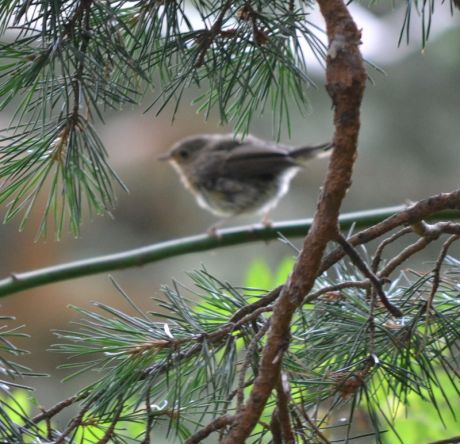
xmin=206 ymin=223 xmax=220 ymax=238
xmin=206 ymin=218 xmax=228 ymax=237
xmin=261 ymin=211 xmax=273 ymax=228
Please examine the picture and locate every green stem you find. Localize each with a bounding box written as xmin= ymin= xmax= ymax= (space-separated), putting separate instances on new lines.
xmin=1 ymin=206 xmax=459 ymax=298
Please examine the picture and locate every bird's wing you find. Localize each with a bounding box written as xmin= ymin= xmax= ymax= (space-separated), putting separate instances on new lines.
xmin=221 ymin=142 xmax=297 ymax=178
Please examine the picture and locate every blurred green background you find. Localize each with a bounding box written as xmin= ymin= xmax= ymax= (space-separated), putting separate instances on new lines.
xmin=0 ymin=4 xmax=459 ymax=442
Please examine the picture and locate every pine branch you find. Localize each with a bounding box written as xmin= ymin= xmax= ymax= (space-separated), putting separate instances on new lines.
xmin=4 ymin=252 xmax=460 ymax=442
xmin=1 ymin=206 xmax=459 ymax=298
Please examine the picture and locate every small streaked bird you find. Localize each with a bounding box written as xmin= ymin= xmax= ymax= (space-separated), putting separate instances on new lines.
xmin=159 ymin=133 xmax=332 ymax=228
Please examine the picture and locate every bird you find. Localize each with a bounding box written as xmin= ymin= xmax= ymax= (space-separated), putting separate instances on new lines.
xmin=159 ymin=133 xmax=332 ymax=229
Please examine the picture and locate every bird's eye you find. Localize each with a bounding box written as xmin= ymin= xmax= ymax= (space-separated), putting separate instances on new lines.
xmin=179 ymin=149 xmax=189 ymax=159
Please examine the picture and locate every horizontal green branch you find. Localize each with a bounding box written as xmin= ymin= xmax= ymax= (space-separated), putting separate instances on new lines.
xmin=1 ymin=206 xmax=459 ymax=298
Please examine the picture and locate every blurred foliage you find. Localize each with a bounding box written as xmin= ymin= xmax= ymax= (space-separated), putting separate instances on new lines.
xmin=244 ymin=256 xmax=295 ymax=290
xmin=384 ymin=371 xmax=460 ymax=443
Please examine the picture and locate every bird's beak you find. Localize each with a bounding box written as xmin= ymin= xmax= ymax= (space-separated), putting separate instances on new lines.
xmin=158 ymin=152 xmax=172 ymax=161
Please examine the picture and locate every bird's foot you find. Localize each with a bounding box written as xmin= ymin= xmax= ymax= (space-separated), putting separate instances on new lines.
xmin=206 ymin=220 xmax=225 ymax=238
xmin=206 ymin=224 xmax=220 ymax=238
xmin=262 ymin=213 xmax=273 ymax=228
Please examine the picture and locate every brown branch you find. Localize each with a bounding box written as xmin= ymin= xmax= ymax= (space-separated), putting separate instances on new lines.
xmin=428 ymin=437 xmax=460 ymax=444
xmin=229 ymin=286 xmax=281 ymax=324
xmin=275 ymin=373 xmax=296 ymax=444
xmin=307 ymin=221 xmax=460 ymax=307
xmin=32 ymin=394 xmax=85 ymax=424
xmin=54 ymin=401 xmax=93 ymax=444
xmin=367 ymin=287 xmax=377 ymax=354
xmin=70 ymin=0 xmax=92 ymax=122
xmin=378 ymin=221 xmax=460 ymax=278
xmin=142 ymin=303 xmax=272 ymax=383
xmin=184 ymin=415 xmax=234 ymax=444
xmin=270 ymin=409 xmax=283 ymax=444
xmin=320 ymin=191 xmax=460 ymax=273
xmin=195 ymin=0 xmax=233 ymax=67
xmin=133 ymin=304 xmax=271 ymax=356
xmin=236 ymin=319 xmax=271 ymax=410
xmin=221 ymin=0 xmax=366 ymax=440
xmin=305 ymin=280 xmax=369 ymax=303
xmin=141 ymin=392 xmax=153 ymax=444
xmin=377 ymin=236 xmax=434 ymax=278
xmin=336 ymin=234 xmax=403 ymax=317
xmin=296 ymin=402 xmax=331 ymax=444
xmin=371 ymin=227 xmax=413 ymax=272
xmin=420 ymin=234 xmax=459 ymax=352
xmin=426 ymin=234 xmax=459 ymax=311
xmin=96 ymin=400 xmax=124 ymax=444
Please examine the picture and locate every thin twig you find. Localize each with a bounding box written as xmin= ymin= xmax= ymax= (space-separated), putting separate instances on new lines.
xmin=306 ymin=280 xmax=369 ymax=303
xmin=336 ymin=234 xmax=403 ymax=317
xmin=32 ymin=394 xmax=85 ymax=424
xmin=377 ymin=236 xmax=433 ymax=278
xmin=229 ymin=286 xmax=281 ymax=323
xmin=290 ymin=407 xmax=305 ymax=443
xmin=275 ymin=372 xmax=296 ymax=444
xmin=54 ymin=401 xmax=92 ymax=444
xmin=141 ymin=391 xmax=153 ymax=444
xmin=371 ymin=226 xmax=412 ymax=272
xmin=195 ymin=0 xmax=233 ymax=66
xmin=184 ymin=415 xmax=234 ymax=444
xmin=131 ymin=305 xmax=271 ymax=355
xmin=96 ymin=399 xmax=124 ymax=444
xmin=367 ymin=287 xmax=377 ymax=354
xmin=227 ymin=379 xmax=254 ymax=403
xmin=426 ymin=234 xmax=459 ymax=312
xmin=378 ymin=221 xmax=460 ymax=278
xmin=428 ymin=437 xmax=460 ymax=444
xmin=236 ymin=319 xmax=271 ymax=410
xmin=420 ymin=234 xmax=459 ymax=352
xmin=142 ymin=305 xmax=271 ymax=381
xmin=296 ymin=401 xmax=331 ymax=444
xmin=320 ymin=195 xmax=460 ymax=274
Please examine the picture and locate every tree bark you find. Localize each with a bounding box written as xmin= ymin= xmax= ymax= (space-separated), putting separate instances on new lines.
xmin=221 ymin=0 xmax=367 ymax=441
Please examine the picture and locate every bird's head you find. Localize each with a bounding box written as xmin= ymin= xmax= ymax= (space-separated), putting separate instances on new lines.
xmin=158 ymin=135 xmax=209 ymax=167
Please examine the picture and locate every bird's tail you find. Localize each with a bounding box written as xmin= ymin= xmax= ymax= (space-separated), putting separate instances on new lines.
xmin=290 ymin=142 xmax=333 ymax=164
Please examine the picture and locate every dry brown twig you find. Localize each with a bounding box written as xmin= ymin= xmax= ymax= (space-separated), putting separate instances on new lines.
xmin=320 ymin=192 xmax=460 ymax=274
xmin=183 ymin=415 xmax=234 ymax=444
xmin=371 ymin=226 xmax=413 ymax=271
xmin=428 ymin=436 xmax=460 ymax=444
xmin=275 ymin=372 xmax=296 ymax=444
xmin=419 ymin=233 xmax=460 ymax=352
xmin=296 ymin=397 xmax=332 ymax=444
xmin=236 ymin=319 xmax=271 ymax=410
xmin=97 ymin=400 xmax=124 ymax=444
xmin=336 ymin=233 xmax=403 ymax=317
xmin=426 ymin=234 xmax=459 ymax=312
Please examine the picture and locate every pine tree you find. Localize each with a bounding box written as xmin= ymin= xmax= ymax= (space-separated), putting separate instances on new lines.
xmin=0 ymin=1 xmax=459 ymax=443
